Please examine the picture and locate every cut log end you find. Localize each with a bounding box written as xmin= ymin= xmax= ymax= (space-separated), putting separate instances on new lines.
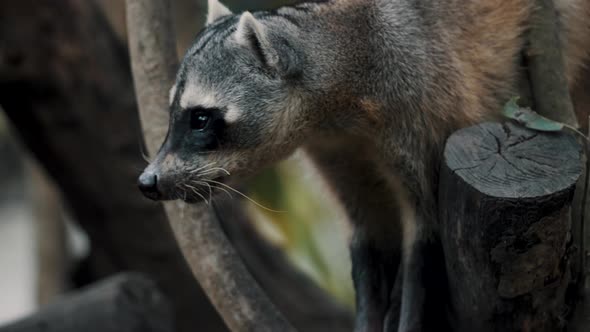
xmin=444 ymin=122 xmax=582 ymax=199
xmin=439 ymin=121 xmax=583 ymax=332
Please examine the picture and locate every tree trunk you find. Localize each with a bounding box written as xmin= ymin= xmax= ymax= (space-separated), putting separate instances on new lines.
xmin=439 ymin=122 xmax=582 ymax=331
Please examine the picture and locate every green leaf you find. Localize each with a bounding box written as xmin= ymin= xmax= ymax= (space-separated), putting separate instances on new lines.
xmin=502 ymin=97 xmax=564 ymax=132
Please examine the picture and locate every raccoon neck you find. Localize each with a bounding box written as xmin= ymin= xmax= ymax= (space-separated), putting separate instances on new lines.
xmin=273 ymin=1 xmax=438 ymax=137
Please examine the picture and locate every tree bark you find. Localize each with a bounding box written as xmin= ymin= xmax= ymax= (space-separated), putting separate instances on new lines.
xmin=439 ymin=122 xmax=582 ymax=331
xmin=0 ymin=274 xmax=173 ymax=332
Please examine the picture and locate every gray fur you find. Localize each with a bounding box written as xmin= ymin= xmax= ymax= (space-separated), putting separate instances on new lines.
xmin=140 ymin=0 xmax=590 ymax=330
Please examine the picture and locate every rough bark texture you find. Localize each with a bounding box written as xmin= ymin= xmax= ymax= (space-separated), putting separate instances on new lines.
xmin=0 ymin=274 xmax=173 ymax=332
xmin=439 ymin=122 xmax=582 ymax=331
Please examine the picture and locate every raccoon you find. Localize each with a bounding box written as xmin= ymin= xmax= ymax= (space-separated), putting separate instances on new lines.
xmin=138 ymin=0 xmax=590 ymax=331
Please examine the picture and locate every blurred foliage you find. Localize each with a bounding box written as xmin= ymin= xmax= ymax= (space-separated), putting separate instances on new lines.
xmin=246 ymin=158 xmax=355 ymax=308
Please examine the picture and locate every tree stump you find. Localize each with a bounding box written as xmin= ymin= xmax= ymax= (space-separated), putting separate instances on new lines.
xmin=439 ymin=122 xmax=582 ymax=331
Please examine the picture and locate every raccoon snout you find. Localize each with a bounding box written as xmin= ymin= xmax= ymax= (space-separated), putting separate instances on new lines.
xmin=138 ymin=171 xmax=161 ymax=201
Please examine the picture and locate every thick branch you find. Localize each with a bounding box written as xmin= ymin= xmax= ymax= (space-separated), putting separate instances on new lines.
xmin=0 ymin=274 xmax=172 ymax=332
xmin=526 ymin=0 xmax=577 ymax=126
xmin=125 ymin=1 xmax=296 ymax=331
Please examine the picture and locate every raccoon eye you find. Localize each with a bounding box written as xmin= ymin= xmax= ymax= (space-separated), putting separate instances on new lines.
xmin=190 ymin=110 xmax=211 ymax=131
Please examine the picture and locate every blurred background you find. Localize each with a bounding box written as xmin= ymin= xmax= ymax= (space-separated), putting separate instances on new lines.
xmin=0 ymin=0 xmax=353 ymax=329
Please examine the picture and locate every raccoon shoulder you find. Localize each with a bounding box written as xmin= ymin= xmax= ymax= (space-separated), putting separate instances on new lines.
xmin=438 ymin=0 xmax=589 ymax=121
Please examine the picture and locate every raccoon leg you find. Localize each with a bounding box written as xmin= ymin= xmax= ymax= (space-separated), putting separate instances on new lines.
xmin=390 ymin=209 xmax=448 ymax=332
xmin=350 ymin=228 xmax=401 ymax=332
xmin=304 ymin=141 xmax=404 ymax=332
xmin=395 ymin=221 xmax=428 ymax=332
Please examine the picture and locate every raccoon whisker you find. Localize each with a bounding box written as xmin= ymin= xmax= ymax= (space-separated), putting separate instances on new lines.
xmin=190 ymin=162 xmax=217 ymax=174
xmin=192 ymin=180 xmax=214 ymax=202
xmin=185 ymin=184 xmax=209 ymax=205
xmin=194 ymin=169 xmax=217 ymax=176
xmin=205 ymin=179 xmax=285 ymax=213
xmin=195 ymin=190 xmax=210 ymax=205
xmin=197 ymin=167 xmax=231 ymax=177
xmin=184 ymin=183 xmax=199 ymax=191
xmin=189 ymin=178 xmax=232 ymax=200
xmin=203 ymin=182 xmax=233 ymax=200
xmin=183 ymin=183 xmax=209 ymax=205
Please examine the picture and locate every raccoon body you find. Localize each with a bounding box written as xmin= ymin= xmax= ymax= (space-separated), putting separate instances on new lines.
xmin=139 ymin=0 xmax=590 ymax=330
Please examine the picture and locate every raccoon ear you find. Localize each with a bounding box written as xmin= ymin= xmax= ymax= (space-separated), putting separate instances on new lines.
xmin=207 ymin=0 xmax=232 ymax=25
xmin=235 ymin=12 xmax=280 ymax=70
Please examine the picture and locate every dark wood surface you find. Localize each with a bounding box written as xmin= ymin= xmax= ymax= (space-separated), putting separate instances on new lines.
xmin=439 ymin=122 xmax=582 ymax=331
xmin=0 ymin=274 xmax=172 ymax=332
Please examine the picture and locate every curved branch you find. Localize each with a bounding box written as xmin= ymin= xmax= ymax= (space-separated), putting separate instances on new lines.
xmin=125 ymin=1 xmax=296 ymax=331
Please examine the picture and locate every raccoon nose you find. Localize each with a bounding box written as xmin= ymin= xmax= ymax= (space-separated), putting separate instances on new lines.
xmin=138 ymin=171 xmax=161 ymax=200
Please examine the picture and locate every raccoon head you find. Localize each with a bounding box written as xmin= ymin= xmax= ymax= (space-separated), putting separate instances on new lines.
xmin=139 ymin=0 xmax=317 ymax=202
